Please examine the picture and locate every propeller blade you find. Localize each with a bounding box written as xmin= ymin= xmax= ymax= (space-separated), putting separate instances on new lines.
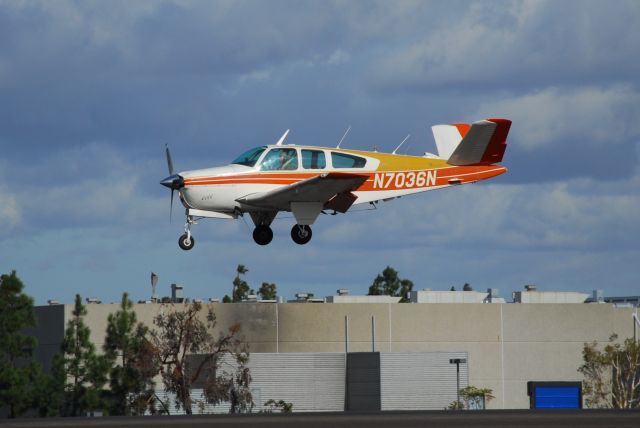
xmin=163 ymin=145 xmax=182 ymax=223
xmin=165 ymin=144 xmax=174 ymax=175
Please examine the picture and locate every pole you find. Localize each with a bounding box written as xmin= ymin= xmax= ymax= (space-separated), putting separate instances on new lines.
xmin=450 ymin=358 xmax=466 ymax=407
xmin=456 ymin=362 xmax=461 ymax=405
xmin=345 ymin=316 xmax=349 ymax=353
xmin=372 ymin=316 xmax=376 ymax=352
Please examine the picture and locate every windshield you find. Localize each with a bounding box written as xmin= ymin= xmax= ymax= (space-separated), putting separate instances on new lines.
xmin=231 ymin=146 xmax=267 ymax=167
xmin=259 ymin=148 xmax=299 ymax=171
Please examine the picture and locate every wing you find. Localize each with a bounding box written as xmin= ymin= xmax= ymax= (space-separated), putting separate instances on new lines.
xmin=236 ymin=172 xmax=368 ymax=224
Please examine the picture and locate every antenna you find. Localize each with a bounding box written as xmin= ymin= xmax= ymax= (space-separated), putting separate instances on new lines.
xmin=151 ymin=272 xmax=158 ymax=302
xmin=275 ymin=129 xmax=290 ymax=146
xmin=392 ymin=134 xmax=411 ymax=154
xmin=336 ymin=125 xmax=351 ymax=148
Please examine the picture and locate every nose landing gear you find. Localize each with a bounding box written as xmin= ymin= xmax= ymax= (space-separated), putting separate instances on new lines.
xmin=178 ymin=216 xmax=196 ymax=250
xmin=178 ymin=233 xmax=195 ymax=250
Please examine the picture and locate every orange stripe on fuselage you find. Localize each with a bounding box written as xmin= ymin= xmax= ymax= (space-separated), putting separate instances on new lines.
xmin=183 ymin=165 xmax=506 ymax=191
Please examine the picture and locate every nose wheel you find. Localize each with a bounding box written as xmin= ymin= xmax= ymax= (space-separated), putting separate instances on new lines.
xmin=291 ymin=224 xmax=312 ymax=245
xmin=178 ymin=216 xmax=196 ymax=250
xmin=178 ymin=233 xmax=195 ymax=250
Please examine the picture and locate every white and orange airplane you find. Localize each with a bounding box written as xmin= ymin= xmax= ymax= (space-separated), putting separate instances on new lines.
xmin=161 ymin=118 xmax=511 ymax=249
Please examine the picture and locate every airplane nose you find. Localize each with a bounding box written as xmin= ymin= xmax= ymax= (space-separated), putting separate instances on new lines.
xmin=160 ymin=174 xmax=184 ymax=190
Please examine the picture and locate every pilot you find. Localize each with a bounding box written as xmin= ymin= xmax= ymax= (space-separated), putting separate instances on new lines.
xmin=280 ymin=150 xmax=296 ymax=170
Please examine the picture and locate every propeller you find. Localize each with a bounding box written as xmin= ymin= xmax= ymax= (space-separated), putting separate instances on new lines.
xmin=160 ymin=145 xmax=184 ymax=222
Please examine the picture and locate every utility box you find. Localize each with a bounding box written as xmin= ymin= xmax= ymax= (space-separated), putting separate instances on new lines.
xmin=528 ymin=381 xmax=582 ymax=409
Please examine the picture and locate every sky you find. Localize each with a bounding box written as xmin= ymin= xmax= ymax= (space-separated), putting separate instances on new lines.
xmin=1 ymin=0 xmax=639 ymax=305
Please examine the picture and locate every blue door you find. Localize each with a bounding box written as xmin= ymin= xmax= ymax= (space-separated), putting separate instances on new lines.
xmin=528 ymin=382 xmax=582 ymax=409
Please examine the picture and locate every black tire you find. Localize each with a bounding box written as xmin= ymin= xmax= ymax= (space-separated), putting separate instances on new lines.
xmin=253 ymin=225 xmax=273 ymax=246
xmin=178 ymin=233 xmax=195 ymax=250
xmin=291 ymin=224 xmax=312 ymax=245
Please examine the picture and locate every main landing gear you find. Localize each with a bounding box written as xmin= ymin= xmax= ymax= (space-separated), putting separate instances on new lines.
xmin=251 ymin=224 xmax=313 ymax=245
xmin=291 ymin=224 xmax=312 ymax=245
xmin=252 ymin=225 xmax=273 ymax=246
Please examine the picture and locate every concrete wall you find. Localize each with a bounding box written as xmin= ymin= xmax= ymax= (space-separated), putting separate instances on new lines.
xmin=32 ymin=302 xmax=635 ymax=409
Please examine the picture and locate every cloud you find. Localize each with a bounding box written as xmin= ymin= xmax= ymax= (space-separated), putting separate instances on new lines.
xmin=369 ymin=0 xmax=640 ymax=90
xmin=0 ymin=186 xmax=20 ymax=233
xmin=0 ymin=143 xmax=166 ymax=233
xmin=471 ymin=85 xmax=640 ymax=149
xmin=0 ymin=0 xmax=638 ymax=304
xmin=317 ymin=170 xmax=640 ymax=254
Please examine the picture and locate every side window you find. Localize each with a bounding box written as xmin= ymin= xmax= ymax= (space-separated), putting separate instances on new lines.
xmin=331 ymin=152 xmax=366 ymax=168
xmin=301 ymin=150 xmax=326 ymax=169
xmin=259 ymin=148 xmax=299 ymax=171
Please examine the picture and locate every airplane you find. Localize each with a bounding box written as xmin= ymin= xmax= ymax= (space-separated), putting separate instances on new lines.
xmin=161 ymin=118 xmax=511 ymax=249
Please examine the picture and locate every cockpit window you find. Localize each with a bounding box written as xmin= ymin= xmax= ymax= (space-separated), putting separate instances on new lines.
xmin=259 ymin=148 xmax=299 ymax=171
xmin=231 ymin=146 xmax=267 ymax=167
xmin=331 ymin=152 xmax=366 ymax=168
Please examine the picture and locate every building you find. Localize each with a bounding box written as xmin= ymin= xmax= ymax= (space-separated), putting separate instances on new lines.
xmin=30 ymin=292 xmax=637 ymax=412
xmin=409 ymin=288 xmax=505 ymax=303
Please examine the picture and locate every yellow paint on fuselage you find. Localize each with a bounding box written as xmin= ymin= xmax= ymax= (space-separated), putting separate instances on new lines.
xmin=337 ymin=148 xmax=450 ymax=171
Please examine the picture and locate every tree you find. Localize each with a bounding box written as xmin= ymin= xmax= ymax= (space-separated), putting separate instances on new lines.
xmin=264 ymin=399 xmax=293 ymax=413
xmin=152 ymin=302 xmax=253 ymax=414
xmin=367 ymin=266 xmax=413 ymax=302
xmin=103 ymin=293 xmax=159 ymax=415
xmin=448 ymin=386 xmax=494 ymax=410
xmin=578 ymin=334 xmax=640 ymax=408
xmin=33 ymin=363 xmax=65 ymax=417
xmin=0 ymin=270 xmax=43 ymax=418
xmin=463 ymin=386 xmax=494 ymax=409
xmin=258 ymin=283 xmax=277 ymax=300
xmin=232 ymin=265 xmax=253 ymax=302
xmin=58 ymin=294 xmax=109 ymax=416
xmin=463 ymin=283 xmax=473 ymax=291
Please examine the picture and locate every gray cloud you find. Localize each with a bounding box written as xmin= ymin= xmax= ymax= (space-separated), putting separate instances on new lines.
xmin=471 ymin=85 xmax=640 ymax=149
xmin=369 ymin=0 xmax=640 ymax=91
xmin=0 ymin=0 xmax=639 ymax=304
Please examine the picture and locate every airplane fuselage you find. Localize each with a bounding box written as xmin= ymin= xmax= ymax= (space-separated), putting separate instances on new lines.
xmin=178 ymin=146 xmax=507 ymax=214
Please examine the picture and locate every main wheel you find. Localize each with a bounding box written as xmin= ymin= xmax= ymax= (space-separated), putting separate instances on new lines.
xmin=291 ymin=224 xmax=312 ymax=245
xmin=253 ymin=225 xmax=273 ymax=245
xmin=178 ymin=233 xmax=195 ymax=250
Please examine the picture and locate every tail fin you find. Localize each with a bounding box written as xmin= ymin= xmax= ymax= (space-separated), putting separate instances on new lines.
xmin=444 ymin=118 xmax=511 ymax=166
xmin=431 ymin=123 xmax=470 ymax=159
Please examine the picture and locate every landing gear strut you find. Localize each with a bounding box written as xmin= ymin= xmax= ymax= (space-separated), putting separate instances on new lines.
xmin=253 ymin=225 xmax=273 ymax=246
xmin=249 ymin=211 xmax=276 ymax=246
xmin=291 ymin=224 xmax=312 ymax=245
xmin=178 ymin=216 xmax=196 ymax=250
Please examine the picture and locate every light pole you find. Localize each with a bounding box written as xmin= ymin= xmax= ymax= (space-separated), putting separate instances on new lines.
xmin=449 ymin=358 xmax=467 ymax=407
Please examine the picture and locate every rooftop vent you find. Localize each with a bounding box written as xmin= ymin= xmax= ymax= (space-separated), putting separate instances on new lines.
xmin=593 ymin=289 xmax=604 ymax=303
